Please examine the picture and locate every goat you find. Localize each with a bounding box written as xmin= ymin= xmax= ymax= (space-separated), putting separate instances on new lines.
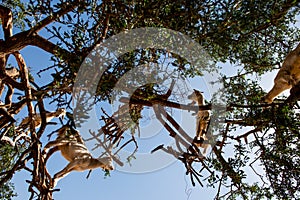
xmin=188 ymin=89 xmax=210 ymax=154
xmin=1 ymin=109 xmax=65 ymax=147
xmin=285 ymin=80 xmax=300 ymax=104
xmin=42 ymin=126 xmax=114 ymax=188
xmin=17 ymin=108 xmax=66 ymax=133
xmin=263 ymin=43 xmax=300 ymax=103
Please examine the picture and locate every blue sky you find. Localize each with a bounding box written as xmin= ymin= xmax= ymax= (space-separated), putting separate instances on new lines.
xmin=7 ymin=40 xmax=283 ymax=200
xmin=9 ymin=49 xmax=270 ymax=200
xmin=6 ymin=12 xmax=300 ymax=200
xmin=9 ymin=44 xmax=219 ymax=200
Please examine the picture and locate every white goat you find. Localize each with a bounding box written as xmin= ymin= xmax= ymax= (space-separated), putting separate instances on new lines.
xmin=188 ymin=89 xmax=210 ymax=154
xmin=42 ymin=126 xmax=114 ymax=188
xmin=263 ymin=43 xmax=300 ymax=103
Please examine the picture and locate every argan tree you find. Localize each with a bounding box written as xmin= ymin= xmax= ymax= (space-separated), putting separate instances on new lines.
xmin=0 ymin=0 xmax=299 ymax=199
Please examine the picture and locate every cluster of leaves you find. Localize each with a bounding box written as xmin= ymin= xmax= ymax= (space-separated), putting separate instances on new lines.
xmin=0 ymin=128 xmax=25 ymax=199
xmin=0 ymin=182 xmax=16 ymax=199
xmin=5 ymin=0 xmax=298 ymax=100
xmin=221 ymin=73 xmax=300 ymax=199
xmin=0 ymin=0 xmax=300 ymax=199
xmin=260 ymin=106 xmax=300 ymax=198
xmin=0 ymin=144 xmax=17 ymax=199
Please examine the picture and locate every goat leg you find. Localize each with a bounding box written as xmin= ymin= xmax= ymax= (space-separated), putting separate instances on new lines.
xmin=43 ymin=146 xmax=59 ymax=164
xmin=52 ymin=160 xmax=80 ymax=188
xmin=264 ymin=76 xmax=292 ymax=103
xmin=43 ymin=139 xmax=73 ymax=154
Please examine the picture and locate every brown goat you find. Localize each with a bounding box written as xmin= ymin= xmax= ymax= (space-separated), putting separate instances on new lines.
xmin=263 ymin=43 xmax=300 ymax=103
xmin=42 ymin=126 xmax=114 ymax=187
xmin=188 ymin=89 xmax=210 ymax=154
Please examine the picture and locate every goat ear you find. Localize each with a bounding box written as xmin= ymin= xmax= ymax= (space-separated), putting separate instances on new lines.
xmin=192 ymin=89 xmax=203 ymax=93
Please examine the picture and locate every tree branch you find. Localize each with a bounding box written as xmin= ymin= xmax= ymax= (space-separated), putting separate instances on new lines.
xmin=31 ymin=34 xmax=76 ymax=62
xmin=29 ymin=1 xmax=80 ymax=34
xmin=119 ymin=96 xmax=212 ymax=111
xmin=0 ymin=5 xmax=13 ymax=39
xmin=212 ymin=146 xmax=242 ymax=186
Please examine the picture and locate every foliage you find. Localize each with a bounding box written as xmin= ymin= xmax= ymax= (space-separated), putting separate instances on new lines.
xmin=0 ymin=0 xmax=299 ymax=199
xmin=0 ymin=128 xmax=21 ymax=199
xmin=0 ymin=182 xmax=17 ymax=199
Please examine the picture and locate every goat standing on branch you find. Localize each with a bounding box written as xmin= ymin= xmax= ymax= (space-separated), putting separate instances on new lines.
xmin=263 ymin=43 xmax=300 ymax=103
xmin=188 ymin=89 xmax=210 ymax=154
xmin=42 ymin=126 xmax=114 ymax=188
xmin=17 ymin=108 xmax=66 ymax=133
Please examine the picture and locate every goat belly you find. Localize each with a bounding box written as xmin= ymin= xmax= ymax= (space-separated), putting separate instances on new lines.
xmin=73 ymin=157 xmax=95 ymax=171
xmin=59 ymin=144 xmax=90 ymax=162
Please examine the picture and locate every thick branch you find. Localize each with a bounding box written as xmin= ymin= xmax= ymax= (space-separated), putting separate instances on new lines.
xmin=31 ymin=34 xmax=76 ymax=62
xmin=0 ymin=5 xmax=13 ymax=39
xmin=153 ymin=105 xmax=198 ymax=155
xmin=0 ymin=31 xmax=36 ymax=56
xmin=13 ymin=52 xmax=33 ymax=113
xmin=119 ymin=96 xmax=212 ymax=111
xmin=0 ymin=31 xmax=76 ymax=58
